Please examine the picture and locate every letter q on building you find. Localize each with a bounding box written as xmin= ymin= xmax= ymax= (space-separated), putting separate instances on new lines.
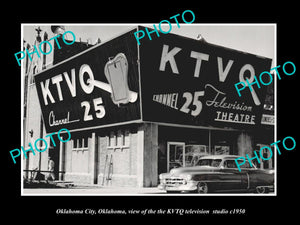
xmin=134 ymin=10 xmax=195 ymax=45
xmin=234 ymin=61 xmax=296 ymax=98
xmin=14 ymin=30 xmax=76 ymax=66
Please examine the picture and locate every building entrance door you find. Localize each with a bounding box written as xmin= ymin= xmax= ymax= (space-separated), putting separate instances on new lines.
xmin=167 ymin=142 xmax=185 ymax=172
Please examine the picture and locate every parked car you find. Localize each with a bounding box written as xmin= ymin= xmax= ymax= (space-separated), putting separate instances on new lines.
xmin=158 ymin=155 xmax=274 ymax=194
xmin=169 ymin=152 xmax=208 ymax=170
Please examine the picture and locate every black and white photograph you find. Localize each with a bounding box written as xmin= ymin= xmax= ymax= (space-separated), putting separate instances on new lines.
xmin=21 ymin=23 xmax=276 ymax=195
xmin=3 ymin=5 xmax=298 ymax=221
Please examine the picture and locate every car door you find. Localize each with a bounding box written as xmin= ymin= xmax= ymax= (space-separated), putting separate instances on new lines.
xmin=218 ymin=159 xmax=249 ymax=192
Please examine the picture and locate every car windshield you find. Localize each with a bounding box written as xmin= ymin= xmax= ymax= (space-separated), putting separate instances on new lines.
xmin=196 ymin=159 xmax=222 ymax=167
xmin=222 ymin=159 xmax=255 ymax=169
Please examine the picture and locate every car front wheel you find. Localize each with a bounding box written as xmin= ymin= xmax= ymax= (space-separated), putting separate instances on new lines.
xmin=196 ymin=182 xmax=209 ymax=194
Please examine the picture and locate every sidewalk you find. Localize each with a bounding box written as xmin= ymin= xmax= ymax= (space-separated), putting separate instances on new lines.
xmin=22 ymin=183 xmax=165 ymax=195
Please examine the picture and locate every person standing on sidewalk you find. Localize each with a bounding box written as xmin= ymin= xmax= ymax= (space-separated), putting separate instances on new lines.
xmin=46 ymin=156 xmax=55 ymax=181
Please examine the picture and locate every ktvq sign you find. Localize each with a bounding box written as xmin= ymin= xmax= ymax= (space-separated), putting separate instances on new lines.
xmin=35 ymin=26 xmax=272 ymax=134
xmin=35 ymin=29 xmax=141 ymax=133
xmin=139 ymin=26 xmax=272 ymax=129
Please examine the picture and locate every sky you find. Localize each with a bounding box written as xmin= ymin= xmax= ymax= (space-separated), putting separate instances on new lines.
xmin=22 ymin=23 xmax=275 ymax=67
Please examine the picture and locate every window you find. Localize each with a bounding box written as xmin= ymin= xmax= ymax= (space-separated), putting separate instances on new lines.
xmin=117 ymin=130 xmax=123 ymax=146
xmin=214 ymin=146 xmax=230 ymax=155
xmin=124 ymin=130 xmax=130 ymax=146
xmin=196 ymin=159 xmax=222 ymax=167
xmin=223 ymin=160 xmax=238 ymax=168
xmin=72 ymin=138 xmax=88 ymax=150
xmin=223 ymin=159 xmax=252 ymax=169
xmin=72 ymin=138 xmax=89 ymax=173
xmin=108 ymin=132 xmax=116 ymax=147
xmin=238 ymin=160 xmax=252 ymax=169
xmin=107 ymin=130 xmax=130 ymax=149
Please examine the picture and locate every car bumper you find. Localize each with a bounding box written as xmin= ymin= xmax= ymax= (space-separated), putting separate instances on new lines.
xmin=158 ymin=181 xmax=198 ymax=192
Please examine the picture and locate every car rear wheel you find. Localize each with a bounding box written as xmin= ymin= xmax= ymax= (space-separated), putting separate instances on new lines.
xmin=255 ymin=186 xmax=269 ymax=194
xmin=197 ymin=182 xmax=209 ymax=194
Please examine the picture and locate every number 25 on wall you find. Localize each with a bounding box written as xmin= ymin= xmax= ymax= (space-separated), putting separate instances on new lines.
xmin=81 ymin=97 xmax=106 ymax=121
xmin=180 ymin=91 xmax=205 ymax=117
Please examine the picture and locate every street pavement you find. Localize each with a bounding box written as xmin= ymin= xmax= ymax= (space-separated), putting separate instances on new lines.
xmin=23 ymin=184 xmax=166 ymax=195
xmin=22 ymin=183 xmax=275 ymax=195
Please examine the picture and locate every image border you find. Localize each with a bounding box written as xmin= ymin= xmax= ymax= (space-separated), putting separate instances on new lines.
xmin=20 ymin=23 xmax=277 ymax=197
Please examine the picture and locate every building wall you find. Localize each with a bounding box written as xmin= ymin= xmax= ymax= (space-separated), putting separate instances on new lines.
xmin=62 ymin=123 xmax=159 ymax=187
xmin=23 ymin=30 xmax=53 ymax=178
xmin=23 ymin=82 xmax=50 ymax=177
xmin=142 ymin=123 xmax=158 ymax=187
xmin=64 ymin=137 xmax=93 ymax=184
xmin=97 ymin=132 xmax=138 ymax=187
